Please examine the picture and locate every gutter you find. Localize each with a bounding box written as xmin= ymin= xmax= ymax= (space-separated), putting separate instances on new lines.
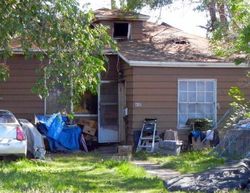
xmin=2 ymin=48 xmax=248 ymax=68
xmin=118 ymin=52 xmax=249 ymax=68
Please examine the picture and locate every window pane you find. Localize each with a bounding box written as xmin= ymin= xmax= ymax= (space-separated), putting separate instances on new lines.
xmin=0 ymin=112 xmax=16 ymax=123
xmin=46 ymin=88 xmax=70 ymax=114
xmin=196 ymin=113 xmax=204 ymax=118
xmin=189 ymin=114 xmax=196 ymax=119
xmin=188 ymin=92 xmax=196 ymax=102
xmin=205 ymin=104 xmax=214 ymax=114
xmin=206 ymin=81 xmax=214 ymax=91
xmin=179 ymin=114 xmax=188 ymax=126
xmin=188 ymin=81 xmax=196 ymax=91
xmin=197 ymin=92 xmax=205 ymax=102
xmin=179 ymin=81 xmax=187 ymax=91
xmin=197 ymin=104 xmax=205 ymax=114
xmin=206 ymin=92 xmax=214 ymax=102
xmin=179 ymin=103 xmax=188 ymax=114
xmin=179 ymin=91 xmax=188 ymax=102
xmin=197 ymin=81 xmax=205 ymax=91
xmin=188 ymin=104 xmax=196 ymax=114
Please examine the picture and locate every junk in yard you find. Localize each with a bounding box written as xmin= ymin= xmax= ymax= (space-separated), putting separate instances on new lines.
xmin=35 ymin=113 xmax=88 ymax=153
xmin=155 ymin=130 xmax=183 ymax=155
xmin=19 ymin=119 xmax=46 ymax=159
xmin=155 ymin=140 xmax=183 ymax=155
xmin=76 ymin=119 xmax=98 ymax=151
xmin=136 ymin=118 xmax=159 ymax=153
xmin=215 ymin=117 xmax=250 ymax=158
xmin=136 ymin=118 xmax=183 ymax=155
xmin=165 ymin=158 xmax=250 ymax=193
xmin=185 ymin=118 xmax=220 ymax=150
xmin=78 ymin=119 xmax=97 ymax=136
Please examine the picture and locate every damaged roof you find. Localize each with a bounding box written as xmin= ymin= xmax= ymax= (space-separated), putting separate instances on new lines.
xmin=94 ymin=8 xmax=150 ymax=21
xmin=118 ymin=22 xmax=225 ymax=63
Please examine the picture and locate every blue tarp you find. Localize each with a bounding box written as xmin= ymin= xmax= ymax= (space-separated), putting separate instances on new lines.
xmin=36 ymin=113 xmax=81 ymax=152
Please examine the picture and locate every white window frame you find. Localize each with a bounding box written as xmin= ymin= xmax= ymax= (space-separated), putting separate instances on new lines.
xmin=177 ymin=79 xmax=217 ymax=129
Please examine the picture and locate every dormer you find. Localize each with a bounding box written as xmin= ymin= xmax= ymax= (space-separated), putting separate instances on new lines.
xmin=94 ymin=8 xmax=149 ymax=40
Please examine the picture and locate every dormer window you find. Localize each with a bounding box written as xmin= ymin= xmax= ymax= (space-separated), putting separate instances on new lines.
xmin=113 ymin=22 xmax=130 ymax=39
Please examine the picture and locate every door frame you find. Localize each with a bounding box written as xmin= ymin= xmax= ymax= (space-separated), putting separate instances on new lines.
xmin=118 ymin=81 xmax=126 ymax=143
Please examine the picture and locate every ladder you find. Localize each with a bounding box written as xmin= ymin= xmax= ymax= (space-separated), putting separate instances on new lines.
xmin=136 ymin=118 xmax=158 ymax=153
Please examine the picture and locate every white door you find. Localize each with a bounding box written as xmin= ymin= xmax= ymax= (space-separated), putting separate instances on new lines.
xmin=98 ymin=80 xmax=119 ymax=143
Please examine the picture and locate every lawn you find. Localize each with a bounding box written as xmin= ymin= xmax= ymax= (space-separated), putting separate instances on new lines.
xmin=0 ymin=153 xmax=167 ymax=193
xmin=134 ymin=148 xmax=225 ymax=174
xmin=0 ymin=152 xmax=247 ymax=193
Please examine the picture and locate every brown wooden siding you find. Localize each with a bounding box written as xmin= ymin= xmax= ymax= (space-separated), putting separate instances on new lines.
xmin=0 ymin=55 xmax=44 ymax=121
xmin=127 ymin=66 xmax=250 ymax=142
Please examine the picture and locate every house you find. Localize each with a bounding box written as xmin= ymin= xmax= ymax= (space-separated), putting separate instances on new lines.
xmin=0 ymin=8 xmax=249 ymax=146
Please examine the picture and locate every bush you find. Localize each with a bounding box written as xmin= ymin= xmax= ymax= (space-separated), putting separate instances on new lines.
xmin=186 ymin=118 xmax=212 ymax=131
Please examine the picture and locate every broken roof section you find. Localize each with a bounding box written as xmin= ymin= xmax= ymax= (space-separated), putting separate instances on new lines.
xmin=118 ymin=22 xmax=225 ymax=63
xmin=94 ymin=8 xmax=150 ymax=21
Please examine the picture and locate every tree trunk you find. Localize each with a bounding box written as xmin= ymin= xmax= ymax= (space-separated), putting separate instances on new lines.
xmin=217 ymin=1 xmax=228 ymax=29
xmin=207 ymin=0 xmax=217 ymax=31
xmin=111 ymin=0 xmax=117 ymax=9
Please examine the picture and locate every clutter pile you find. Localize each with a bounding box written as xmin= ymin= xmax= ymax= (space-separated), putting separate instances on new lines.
xmin=165 ymin=158 xmax=250 ymax=193
xmin=20 ymin=119 xmax=46 ymax=159
xmin=185 ymin=118 xmax=220 ymax=150
xmin=154 ymin=130 xmax=182 ymax=156
xmin=77 ymin=119 xmax=98 ymax=150
xmin=35 ymin=113 xmax=88 ymax=153
xmin=215 ymin=118 xmax=250 ymax=158
xmin=189 ymin=129 xmax=220 ymax=150
xmin=235 ymin=118 xmax=250 ymax=129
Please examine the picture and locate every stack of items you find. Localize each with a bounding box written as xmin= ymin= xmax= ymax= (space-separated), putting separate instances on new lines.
xmin=78 ymin=119 xmax=98 ymax=150
xmin=36 ymin=113 xmax=87 ymax=152
xmin=155 ymin=130 xmax=183 ymax=155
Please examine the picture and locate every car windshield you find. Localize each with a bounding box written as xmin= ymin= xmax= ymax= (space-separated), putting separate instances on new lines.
xmin=0 ymin=111 xmax=17 ymax=123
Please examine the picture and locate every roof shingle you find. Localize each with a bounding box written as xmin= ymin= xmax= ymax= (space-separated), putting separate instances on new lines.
xmin=118 ymin=22 xmax=224 ymax=62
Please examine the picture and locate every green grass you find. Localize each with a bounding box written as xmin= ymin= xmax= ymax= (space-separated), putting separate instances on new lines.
xmin=0 ymin=153 xmax=167 ymax=193
xmin=134 ymin=149 xmax=225 ymax=174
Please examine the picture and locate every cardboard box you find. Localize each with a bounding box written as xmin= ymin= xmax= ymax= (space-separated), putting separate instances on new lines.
xmin=84 ymin=133 xmax=97 ymax=141
xmin=79 ymin=119 xmax=97 ymax=129
xmin=83 ymin=125 xmax=97 ymax=136
xmin=118 ymin=145 xmax=133 ymax=156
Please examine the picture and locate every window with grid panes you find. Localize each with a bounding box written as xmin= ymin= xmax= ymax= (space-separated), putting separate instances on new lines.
xmin=178 ymin=79 xmax=217 ymax=128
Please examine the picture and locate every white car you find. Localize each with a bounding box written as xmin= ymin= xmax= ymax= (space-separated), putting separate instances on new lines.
xmin=0 ymin=110 xmax=27 ymax=157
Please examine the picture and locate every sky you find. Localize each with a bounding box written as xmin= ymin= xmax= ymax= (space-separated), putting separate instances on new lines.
xmin=78 ymin=0 xmax=208 ymax=37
